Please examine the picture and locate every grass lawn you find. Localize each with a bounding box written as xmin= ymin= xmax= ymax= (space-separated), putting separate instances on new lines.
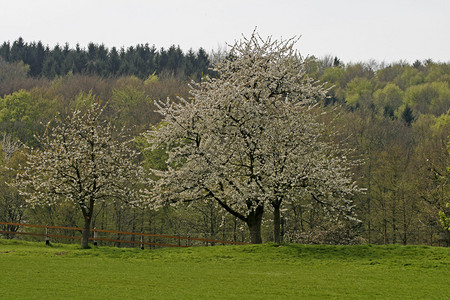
xmin=0 ymin=239 xmax=449 ymax=299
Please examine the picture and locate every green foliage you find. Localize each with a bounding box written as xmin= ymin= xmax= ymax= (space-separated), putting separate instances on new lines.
xmin=321 ymin=66 xmax=344 ymax=84
xmin=340 ymin=63 xmax=374 ymax=88
xmin=404 ymin=82 xmax=450 ymax=116
xmin=0 ymin=90 xmax=57 ymax=145
xmin=0 ymin=90 xmax=34 ymax=123
xmin=440 ymin=203 xmax=450 ymax=230
xmin=72 ymin=90 xmax=98 ymax=111
xmin=345 ymin=77 xmax=373 ymax=107
xmin=425 ymin=62 xmax=450 ymax=83
xmin=134 ymin=135 xmax=168 ymax=171
xmin=111 ymin=81 xmax=154 ymax=131
xmin=431 ymin=111 xmax=450 ymax=134
xmin=373 ymin=83 xmax=404 ymax=117
xmin=398 ymin=66 xmax=424 ymax=88
xmin=144 ymin=72 xmax=159 ymax=85
xmin=375 ymin=63 xmax=406 ymax=85
xmin=0 ymin=58 xmax=29 ymax=82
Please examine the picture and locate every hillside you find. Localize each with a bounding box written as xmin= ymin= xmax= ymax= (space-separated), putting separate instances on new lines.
xmin=0 ymin=37 xmax=449 ymax=247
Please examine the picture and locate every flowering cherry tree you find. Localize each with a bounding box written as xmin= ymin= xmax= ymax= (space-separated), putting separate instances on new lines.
xmin=147 ymin=32 xmax=359 ymax=244
xmin=18 ymin=102 xmax=150 ymax=248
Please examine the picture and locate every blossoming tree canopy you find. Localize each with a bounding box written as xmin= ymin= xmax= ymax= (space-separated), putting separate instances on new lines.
xmin=18 ymin=102 xmax=151 ymax=248
xmin=147 ymin=32 xmax=360 ymax=244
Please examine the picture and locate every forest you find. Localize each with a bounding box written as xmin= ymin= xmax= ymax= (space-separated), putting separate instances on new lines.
xmin=0 ymin=37 xmax=449 ymax=246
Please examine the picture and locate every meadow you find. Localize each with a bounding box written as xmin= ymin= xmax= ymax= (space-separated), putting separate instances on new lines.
xmin=0 ymin=239 xmax=449 ymax=299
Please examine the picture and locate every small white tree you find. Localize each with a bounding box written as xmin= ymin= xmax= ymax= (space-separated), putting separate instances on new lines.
xmin=2 ymin=134 xmax=21 ymax=161
xmin=147 ymin=32 xmax=360 ymax=243
xmin=18 ymin=102 xmax=150 ymax=248
xmin=0 ymin=134 xmax=25 ymax=236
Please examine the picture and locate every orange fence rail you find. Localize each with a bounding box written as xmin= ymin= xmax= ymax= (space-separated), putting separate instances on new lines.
xmin=0 ymin=221 xmax=248 ymax=248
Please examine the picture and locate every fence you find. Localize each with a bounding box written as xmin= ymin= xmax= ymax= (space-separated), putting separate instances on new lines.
xmin=0 ymin=221 xmax=248 ymax=248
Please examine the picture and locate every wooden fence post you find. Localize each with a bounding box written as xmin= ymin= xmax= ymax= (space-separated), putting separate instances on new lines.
xmin=140 ymin=234 xmax=144 ymax=250
xmin=45 ymin=225 xmax=50 ymax=245
xmin=93 ymin=228 xmax=98 ymax=246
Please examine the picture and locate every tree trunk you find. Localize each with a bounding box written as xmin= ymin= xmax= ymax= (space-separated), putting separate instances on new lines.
xmin=210 ymin=203 xmax=215 ymax=245
xmin=246 ymin=205 xmax=264 ymax=244
xmin=273 ymin=202 xmax=281 ymax=244
xmin=81 ymin=216 xmax=91 ymax=249
xmin=211 ymin=191 xmax=264 ymax=244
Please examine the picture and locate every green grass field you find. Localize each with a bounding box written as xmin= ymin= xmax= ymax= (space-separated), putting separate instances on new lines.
xmin=0 ymin=239 xmax=449 ymax=299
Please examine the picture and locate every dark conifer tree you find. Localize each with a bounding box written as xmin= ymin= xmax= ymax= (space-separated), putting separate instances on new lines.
xmin=195 ymin=48 xmax=210 ymax=78
xmin=108 ymin=47 xmax=121 ymax=75
xmin=0 ymin=41 xmax=11 ymax=61
xmin=401 ymin=105 xmax=415 ymax=126
xmin=30 ymin=41 xmax=46 ymax=76
xmin=10 ymin=37 xmax=26 ymax=62
xmin=157 ymin=47 xmax=169 ymax=75
xmin=185 ymin=49 xmax=196 ymax=77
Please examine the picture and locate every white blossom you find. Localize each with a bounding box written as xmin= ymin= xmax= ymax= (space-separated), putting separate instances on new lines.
xmin=17 ymin=102 xmax=152 ymax=248
xmin=146 ymin=31 xmax=360 ymax=243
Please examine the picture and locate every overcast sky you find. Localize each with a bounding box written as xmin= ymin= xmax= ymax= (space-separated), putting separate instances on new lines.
xmin=2 ymin=0 xmax=449 ymax=64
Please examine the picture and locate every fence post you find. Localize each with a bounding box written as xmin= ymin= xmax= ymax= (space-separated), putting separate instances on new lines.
xmin=93 ymin=228 xmax=98 ymax=246
xmin=178 ymin=234 xmax=181 ymax=247
xmin=45 ymin=225 xmax=50 ymax=246
xmin=140 ymin=234 xmax=144 ymax=250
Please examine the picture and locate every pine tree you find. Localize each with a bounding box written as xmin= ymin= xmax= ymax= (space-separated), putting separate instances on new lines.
xmin=401 ymin=105 xmax=415 ymax=126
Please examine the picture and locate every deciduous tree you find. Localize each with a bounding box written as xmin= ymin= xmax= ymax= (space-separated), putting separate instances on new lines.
xmin=147 ymin=32 xmax=360 ymax=244
xmin=0 ymin=134 xmax=25 ymax=237
xmin=17 ymin=102 xmax=151 ymax=248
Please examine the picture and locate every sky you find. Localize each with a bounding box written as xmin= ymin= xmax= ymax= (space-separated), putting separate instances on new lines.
xmin=2 ymin=0 xmax=449 ymax=64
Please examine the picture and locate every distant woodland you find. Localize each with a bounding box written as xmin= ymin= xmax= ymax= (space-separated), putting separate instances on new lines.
xmin=0 ymin=37 xmax=211 ymax=80
xmin=0 ymin=38 xmax=449 ymax=246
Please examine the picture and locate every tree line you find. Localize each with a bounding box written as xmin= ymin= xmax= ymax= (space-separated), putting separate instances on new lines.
xmin=0 ymin=35 xmax=448 ymax=247
xmin=0 ymin=37 xmax=211 ymax=80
